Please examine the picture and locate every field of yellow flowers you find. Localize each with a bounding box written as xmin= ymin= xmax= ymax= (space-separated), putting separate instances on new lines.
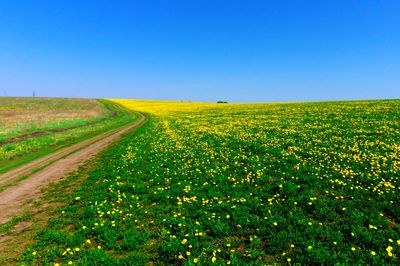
xmin=21 ymin=99 xmax=399 ymax=265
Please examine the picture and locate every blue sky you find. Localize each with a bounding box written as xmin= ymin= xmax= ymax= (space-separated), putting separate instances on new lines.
xmin=0 ymin=0 xmax=399 ymax=102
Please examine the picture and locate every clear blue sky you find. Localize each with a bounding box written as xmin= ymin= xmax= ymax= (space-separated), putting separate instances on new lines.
xmin=0 ymin=0 xmax=399 ymax=102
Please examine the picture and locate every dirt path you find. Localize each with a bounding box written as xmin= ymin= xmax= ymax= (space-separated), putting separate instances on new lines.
xmin=0 ymin=113 xmax=147 ymax=224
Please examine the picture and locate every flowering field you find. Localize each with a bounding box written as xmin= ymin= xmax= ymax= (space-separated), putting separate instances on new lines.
xmin=21 ymin=99 xmax=400 ymax=265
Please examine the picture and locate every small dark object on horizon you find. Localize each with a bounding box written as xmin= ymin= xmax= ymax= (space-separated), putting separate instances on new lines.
xmin=217 ymin=101 xmax=228 ymax=103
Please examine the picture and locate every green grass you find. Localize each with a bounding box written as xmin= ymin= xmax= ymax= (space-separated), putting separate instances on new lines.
xmin=0 ymin=99 xmax=137 ymax=173
xmin=0 ymin=213 xmax=32 ymax=235
xmin=19 ymin=99 xmax=400 ymax=265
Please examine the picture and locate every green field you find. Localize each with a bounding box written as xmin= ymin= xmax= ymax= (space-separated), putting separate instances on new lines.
xmin=0 ymin=97 xmax=136 ymax=172
xmin=18 ymin=99 xmax=400 ymax=265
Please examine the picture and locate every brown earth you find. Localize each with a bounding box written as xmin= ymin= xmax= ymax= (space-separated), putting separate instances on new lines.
xmin=0 ymin=113 xmax=146 ymax=224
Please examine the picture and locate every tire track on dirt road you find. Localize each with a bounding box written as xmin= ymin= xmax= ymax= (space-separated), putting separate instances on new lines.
xmin=0 ymin=112 xmax=147 ymax=224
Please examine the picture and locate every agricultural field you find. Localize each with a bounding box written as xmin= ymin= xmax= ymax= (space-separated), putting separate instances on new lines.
xmin=0 ymin=97 xmax=135 ymax=172
xmin=18 ymin=99 xmax=400 ymax=265
xmin=0 ymin=97 xmax=104 ymax=140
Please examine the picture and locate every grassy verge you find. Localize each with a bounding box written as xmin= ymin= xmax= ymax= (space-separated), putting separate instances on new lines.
xmin=0 ymin=117 xmax=147 ymax=265
xmin=0 ymin=158 xmax=102 ymax=265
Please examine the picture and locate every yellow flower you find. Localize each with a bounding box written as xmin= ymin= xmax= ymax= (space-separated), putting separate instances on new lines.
xmin=32 ymin=251 xmax=37 ymax=256
xmin=193 ymin=258 xmax=198 ymax=263
xmin=226 ymin=214 xmax=230 ymax=219
xmin=86 ymin=239 xmax=91 ymax=244
xmin=178 ymin=254 xmax=184 ymax=259
xmin=181 ymin=239 xmax=187 ymax=245
xmin=369 ymin=224 xmax=377 ymax=230
xmin=287 ymin=258 xmax=292 ymax=262
xmin=212 ymin=256 xmax=217 ymax=263
xmin=68 ymin=261 xmax=73 ymax=265
xmin=371 ymin=251 xmax=376 ymax=256
xmin=351 ymin=247 xmax=356 ymax=251
xmin=186 ymin=251 xmax=191 ymax=256
xmin=386 ymin=245 xmax=393 ymax=256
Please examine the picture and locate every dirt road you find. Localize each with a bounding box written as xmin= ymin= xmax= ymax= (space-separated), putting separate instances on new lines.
xmin=0 ymin=113 xmax=146 ymax=224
